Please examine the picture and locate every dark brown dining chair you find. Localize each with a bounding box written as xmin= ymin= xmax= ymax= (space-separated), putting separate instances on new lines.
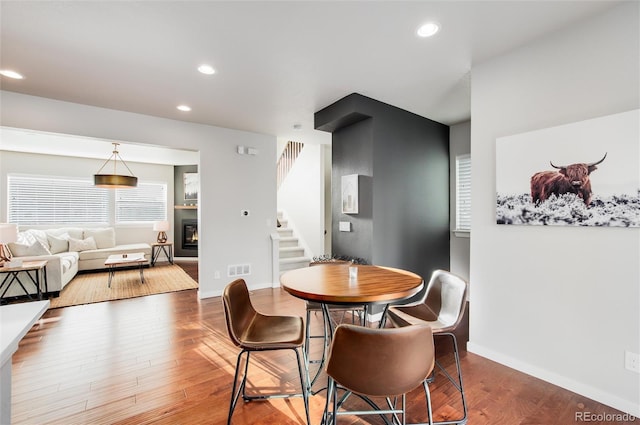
xmin=386 ymin=269 xmax=469 ymax=425
xmin=324 ymin=323 xmax=435 ymax=425
xmin=222 ymin=278 xmax=310 ymax=425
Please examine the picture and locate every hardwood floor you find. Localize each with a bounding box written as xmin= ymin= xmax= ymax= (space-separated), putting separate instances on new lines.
xmin=10 ymin=265 xmax=635 ymax=424
xmin=175 ymin=259 xmax=198 ymax=282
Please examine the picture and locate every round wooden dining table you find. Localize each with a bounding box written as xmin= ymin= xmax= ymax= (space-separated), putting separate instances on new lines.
xmin=280 ymin=263 xmax=423 ymax=308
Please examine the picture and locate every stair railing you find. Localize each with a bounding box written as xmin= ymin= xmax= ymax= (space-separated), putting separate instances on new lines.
xmin=277 ymin=141 xmax=304 ymax=189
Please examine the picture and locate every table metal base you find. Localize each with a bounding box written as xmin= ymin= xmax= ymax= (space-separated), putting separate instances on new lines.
xmin=107 ymin=263 xmax=146 ymax=288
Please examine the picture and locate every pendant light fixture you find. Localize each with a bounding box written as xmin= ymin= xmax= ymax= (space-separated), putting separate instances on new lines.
xmin=94 ymin=142 xmax=138 ymax=188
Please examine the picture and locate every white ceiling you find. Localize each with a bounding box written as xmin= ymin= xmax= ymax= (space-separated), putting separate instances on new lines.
xmin=0 ymin=0 xmax=622 ymax=157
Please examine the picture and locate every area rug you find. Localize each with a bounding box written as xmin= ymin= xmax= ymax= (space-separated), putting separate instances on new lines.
xmin=49 ymin=264 xmax=198 ymax=308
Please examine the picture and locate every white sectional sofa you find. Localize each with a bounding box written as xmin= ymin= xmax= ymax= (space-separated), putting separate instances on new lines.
xmin=4 ymin=227 xmax=151 ymax=298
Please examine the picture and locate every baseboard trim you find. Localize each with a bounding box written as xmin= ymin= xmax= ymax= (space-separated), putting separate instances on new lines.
xmin=198 ymin=289 xmax=221 ymax=299
xmin=198 ymin=281 xmax=275 ymax=300
xmin=174 ymin=257 xmax=198 ymax=262
xmin=467 ymin=342 xmax=640 ymax=418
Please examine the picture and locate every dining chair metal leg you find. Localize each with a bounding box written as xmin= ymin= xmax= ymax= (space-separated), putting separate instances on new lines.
xmin=227 ymin=347 xmax=310 ymax=425
xmin=423 ymin=379 xmax=434 ymax=425
xmin=430 ymin=332 xmax=467 ymax=425
xmin=297 ymin=347 xmax=311 ymax=425
xmin=321 ymin=377 xmax=336 ymax=425
xmin=399 ymin=347 xmax=464 ymax=425
xmin=324 ymin=378 xmax=421 ymax=425
xmin=227 ymin=349 xmax=249 ymax=425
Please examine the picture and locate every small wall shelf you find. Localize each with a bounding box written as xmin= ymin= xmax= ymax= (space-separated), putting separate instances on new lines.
xmin=175 ymin=205 xmax=197 ymax=210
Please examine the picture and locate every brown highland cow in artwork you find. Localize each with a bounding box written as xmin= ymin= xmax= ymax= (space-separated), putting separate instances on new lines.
xmin=530 ymin=153 xmax=607 ymax=206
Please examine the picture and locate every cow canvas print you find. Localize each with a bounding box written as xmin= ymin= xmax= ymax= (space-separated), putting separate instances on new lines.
xmin=496 ymin=109 xmax=639 ymax=227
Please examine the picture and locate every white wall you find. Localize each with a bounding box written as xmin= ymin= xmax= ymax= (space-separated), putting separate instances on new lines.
xmin=277 ymin=143 xmax=325 ymax=257
xmin=0 ymin=150 xmax=174 ymax=245
xmin=450 ymin=121 xmax=471 ymax=282
xmin=469 ymin=2 xmax=639 ymax=416
xmin=0 ymin=91 xmax=278 ymax=296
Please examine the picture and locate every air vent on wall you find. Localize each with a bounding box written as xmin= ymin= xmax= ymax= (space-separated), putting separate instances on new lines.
xmin=227 ymin=263 xmax=251 ymax=277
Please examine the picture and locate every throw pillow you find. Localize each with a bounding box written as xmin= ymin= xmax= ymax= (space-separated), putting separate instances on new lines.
xmin=47 ymin=233 xmax=70 ymax=254
xmin=24 ymin=229 xmax=49 ymax=248
xmin=46 ymin=227 xmax=83 ymax=240
xmin=83 ymin=228 xmax=116 ymax=249
xmin=16 ymin=231 xmax=36 ymax=246
xmin=8 ymin=241 xmax=52 ymax=257
xmin=68 ymin=236 xmax=97 ymax=252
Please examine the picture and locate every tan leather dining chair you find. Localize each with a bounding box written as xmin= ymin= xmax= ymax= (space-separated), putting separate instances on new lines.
xmin=324 ymin=323 xmax=435 ymax=425
xmin=222 ymin=279 xmax=310 ymax=425
xmin=386 ymin=269 xmax=469 ymax=425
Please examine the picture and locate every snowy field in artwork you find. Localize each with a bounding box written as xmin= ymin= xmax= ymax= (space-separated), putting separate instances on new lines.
xmin=496 ymin=192 xmax=640 ymax=227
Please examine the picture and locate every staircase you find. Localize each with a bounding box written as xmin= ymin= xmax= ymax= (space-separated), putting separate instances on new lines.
xmin=277 ymin=213 xmax=310 ymax=273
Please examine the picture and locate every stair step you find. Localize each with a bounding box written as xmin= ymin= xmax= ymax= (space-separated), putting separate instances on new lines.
xmin=279 ymin=236 xmax=300 ymax=248
xmin=280 ymin=256 xmax=311 ymax=271
xmin=277 ymin=228 xmax=293 ymax=237
xmin=280 ymin=256 xmax=310 ymax=264
xmin=276 ymin=212 xmax=308 ymax=272
xmin=280 ymin=246 xmax=304 ymax=258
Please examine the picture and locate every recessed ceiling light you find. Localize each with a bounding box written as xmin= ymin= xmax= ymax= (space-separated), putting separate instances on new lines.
xmin=177 ymin=105 xmax=192 ymax=112
xmin=0 ymin=70 xmax=24 ymax=79
xmin=197 ymin=64 xmax=215 ymax=75
xmin=417 ymin=22 xmax=440 ymax=38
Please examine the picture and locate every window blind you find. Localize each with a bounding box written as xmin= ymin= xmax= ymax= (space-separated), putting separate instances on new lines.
xmin=115 ymin=182 xmax=167 ymax=223
xmin=8 ymin=175 xmax=110 ymax=225
xmin=456 ymin=154 xmax=471 ymax=232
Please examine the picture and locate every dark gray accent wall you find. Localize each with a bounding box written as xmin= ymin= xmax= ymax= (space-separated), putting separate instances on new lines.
xmin=315 ymin=93 xmax=449 ymax=286
xmin=174 ymin=165 xmax=198 ymax=258
xmin=329 ymin=118 xmax=374 ymax=261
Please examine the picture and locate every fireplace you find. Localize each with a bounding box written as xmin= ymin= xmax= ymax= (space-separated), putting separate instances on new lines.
xmin=182 ymin=219 xmax=198 ymax=250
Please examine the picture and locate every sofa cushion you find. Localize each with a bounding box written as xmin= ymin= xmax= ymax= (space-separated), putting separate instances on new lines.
xmin=47 ymin=233 xmax=70 ymax=254
xmin=69 ymin=236 xmax=98 ymax=252
xmin=8 ymin=241 xmax=51 ymax=257
xmin=15 ymin=229 xmax=49 ymax=248
xmin=57 ymin=252 xmax=79 ymax=274
xmin=46 ymin=227 xmax=84 ymax=240
xmin=83 ymin=228 xmax=116 ymax=249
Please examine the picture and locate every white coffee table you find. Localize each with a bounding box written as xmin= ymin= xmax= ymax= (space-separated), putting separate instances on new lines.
xmin=104 ymin=253 xmax=149 ymax=288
